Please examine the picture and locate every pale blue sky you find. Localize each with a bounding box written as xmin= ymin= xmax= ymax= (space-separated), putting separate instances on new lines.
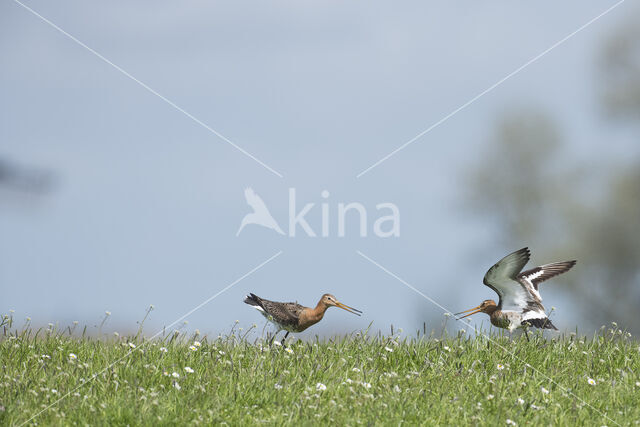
xmin=1 ymin=1 xmax=635 ymax=339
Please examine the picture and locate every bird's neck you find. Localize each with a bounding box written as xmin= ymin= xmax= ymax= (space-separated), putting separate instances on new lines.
xmin=485 ymin=305 xmax=499 ymax=316
xmin=307 ymin=302 xmax=329 ymax=323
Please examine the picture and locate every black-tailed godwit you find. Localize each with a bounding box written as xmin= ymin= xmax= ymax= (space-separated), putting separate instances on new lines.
xmin=244 ymin=293 xmax=362 ymax=344
xmin=456 ymin=247 xmax=576 ymax=332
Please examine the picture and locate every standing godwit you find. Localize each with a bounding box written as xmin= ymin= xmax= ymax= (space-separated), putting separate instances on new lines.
xmin=456 ymin=247 xmax=576 ymax=332
xmin=244 ymin=293 xmax=362 ymax=344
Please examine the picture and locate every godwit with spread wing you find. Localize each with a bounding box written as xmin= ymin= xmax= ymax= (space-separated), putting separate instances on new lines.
xmin=456 ymin=247 xmax=576 ymax=332
xmin=244 ymin=293 xmax=362 ymax=344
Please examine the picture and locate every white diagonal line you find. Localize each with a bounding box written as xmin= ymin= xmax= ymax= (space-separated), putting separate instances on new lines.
xmin=19 ymin=250 xmax=283 ymax=426
xmin=11 ymin=0 xmax=284 ymax=179
xmin=356 ymin=0 xmax=625 ymax=178
xmin=356 ymin=250 xmax=620 ymax=427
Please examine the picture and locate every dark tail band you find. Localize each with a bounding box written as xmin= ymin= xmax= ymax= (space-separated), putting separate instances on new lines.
xmin=243 ymin=293 xmax=262 ymax=308
xmin=523 ymin=318 xmax=558 ymax=330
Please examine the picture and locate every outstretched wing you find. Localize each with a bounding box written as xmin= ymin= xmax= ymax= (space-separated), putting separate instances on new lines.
xmin=483 ymin=248 xmax=539 ymax=312
xmin=244 ymin=187 xmax=269 ymax=213
xmin=518 ymin=260 xmax=577 ymax=294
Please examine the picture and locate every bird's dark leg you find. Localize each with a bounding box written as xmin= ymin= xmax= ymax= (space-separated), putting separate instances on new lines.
xmin=281 ymin=331 xmax=290 ymax=346
xmin=524 ymin=328 xmax=530 ymax=343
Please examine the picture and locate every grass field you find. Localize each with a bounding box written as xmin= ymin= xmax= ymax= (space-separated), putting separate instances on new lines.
xmin=1 ymin=314 xmax=639 ymax=426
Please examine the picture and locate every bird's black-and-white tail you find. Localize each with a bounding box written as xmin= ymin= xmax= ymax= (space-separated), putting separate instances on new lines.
xmin=244 ymin=293 xmax=265 ymax=312
xmin=523 ymin=317 xmax=558 ymax=330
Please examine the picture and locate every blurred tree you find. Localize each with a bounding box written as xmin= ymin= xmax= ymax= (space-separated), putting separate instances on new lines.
xmin=0 ymin=157 xmax=53 ymax=194
xmin=465 ymin=12 xmax=640 ymax=332
xmin=600 ymin=16 xmax=640 ymax=119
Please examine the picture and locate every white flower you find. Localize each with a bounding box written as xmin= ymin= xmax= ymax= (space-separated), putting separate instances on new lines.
xmin=218 ymin=350 xmax=225 ymax=355
xmin=193 ymin=341 xmax=201 ymax=347
xmin=517 ymin=398 xmax=525 ymax=405
xmin=189 ymin=346 xmax=197 ymax=351
xmin=316 ymin=383 xmax=327 ymax=391
xmin=128 ymin=342 xmax=136 ymax=349
xmin=541 ymin=387 xmax=549 ymax=394
xmin=105 ymin=311 xmax=111 ymax=316
xmin=362 ymin=382 xmax=372 ymax=389
xmin=159 ymin=347 xmax=168 ymax=353
xmin=273 ymin=341 xmax=282 ymax=347
xmin=51 ymin=389 xmax=58 ymax=394
xmin=274 ymin=383 xmax=283 ymax=390
xmin=352 ymin=367 xmax=361 ymax=372
xmin=345 ymin=378 xmax=353 ymax=384
xmin=69 ymin=353 xmax=77 ymax=360
xmin=587 ymin=377 xmax=596 ymax=386
xmin=393 ymin=385 xmax=402 ymax=393
xmin=171 ymin=372 xmax=180 ymax=378
xmin=635 ymin=381 xmax=640 ymax=387
xmin=487 ymin=394 xmax=494 ymax=400
xmin=497 ymin=364 xmax=505 ymax=370
xmin=184 ymin=367 xmax=194 ymax=373
xmin=285 ymin=348 xmax=294 ymax=354
xmin=443 ymin=346 xmax=451 ymax=352
xmin=384 ymin=347 xmax=393 ymax=353
xmin=506 ymin=419 xmax=517 ymax=426
xmin=173 ymin=382 xmax=181 ymax=390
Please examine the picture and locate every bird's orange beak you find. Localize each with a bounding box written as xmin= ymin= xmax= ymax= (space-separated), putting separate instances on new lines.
xmin=334 ymin=301 xmax=362 ymax=316
xmin=454 ymin=305 xmax=483 ymax=319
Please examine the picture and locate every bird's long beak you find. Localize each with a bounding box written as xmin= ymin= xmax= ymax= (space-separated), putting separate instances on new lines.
xmin=335 ymin=301 xmax=362 ymax=316
xmin=454 ymin=305 xmax=483 ymax=319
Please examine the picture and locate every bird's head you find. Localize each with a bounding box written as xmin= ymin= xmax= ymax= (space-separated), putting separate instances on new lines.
xmin=319 ymin=294 xmax=362 ymax=316
xmin=455 ymin=299 xmax=498 ymax=319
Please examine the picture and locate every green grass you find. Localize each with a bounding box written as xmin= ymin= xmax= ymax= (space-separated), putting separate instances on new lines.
xmin=1 ymin=315 xmax=639 ymax=426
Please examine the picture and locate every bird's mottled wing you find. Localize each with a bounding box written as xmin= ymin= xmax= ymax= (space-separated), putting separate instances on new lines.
xmin=260 ymin=299 xmax=301 ymax=329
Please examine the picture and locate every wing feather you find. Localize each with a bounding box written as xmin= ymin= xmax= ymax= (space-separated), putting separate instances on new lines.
xmin=483 ymin=248 xmax=531 ymax=310
xmin=518 ymin=261 xmax=576 ymax=290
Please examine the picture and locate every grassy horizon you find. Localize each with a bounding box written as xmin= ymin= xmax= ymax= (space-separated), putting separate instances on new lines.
xmin=1 ymin=314 xmax=639 ymax=426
